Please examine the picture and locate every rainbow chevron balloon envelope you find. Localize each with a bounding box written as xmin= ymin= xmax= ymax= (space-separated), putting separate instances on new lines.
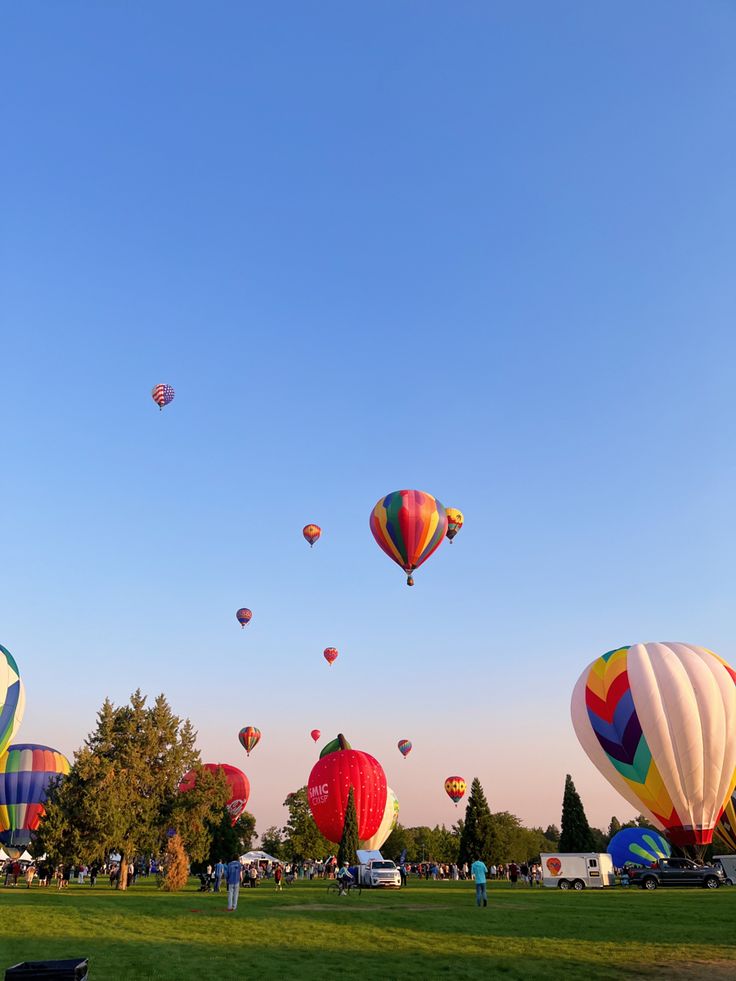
xmin=716 ymin=791 xmax=736 ymax=851
xmin=0 ymin=744 xmax=71 ymax=846
xmin=0 ymin=645 xmax=25 ymax=758
xmin=370 ymin=490 xmax=447 ymax=586
xmin=607 ymin=827 xmax=671 ymax=868
xmin=571 ymin=643 xmax=736 ymax=846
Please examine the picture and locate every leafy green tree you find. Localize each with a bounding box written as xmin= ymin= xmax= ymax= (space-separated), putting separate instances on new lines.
xmin=558 ymin=774 xmax=595 ymax=853
xmin=337 ymin=788 xmax=359 ymax=867
xmin=382 ymin=823 xmax=412 ymax=862
xmin=37 ymin=691 xmax=228 ymax=889
xmin=281 ymin=788 xmax=332 ymax=862
xmin=261 ymin=826 xmax=284 ymax=858
xmin=458 ymin=778 xmax=495 ymax=866
xmin=544 ymin=824 xmax=560 ymax=845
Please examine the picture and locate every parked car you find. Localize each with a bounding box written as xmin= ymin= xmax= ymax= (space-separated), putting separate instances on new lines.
xmin=628 ymin=857 xmax=726 ymax=890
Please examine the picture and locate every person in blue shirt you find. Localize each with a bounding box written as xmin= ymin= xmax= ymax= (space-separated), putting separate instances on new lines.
xmin=225 ymin=857 xmax=242 ymax=911
xmin=214 ymin=859 xmax=226 ymax=893
xmin=471 ymin=858 xmax=488 ymax=907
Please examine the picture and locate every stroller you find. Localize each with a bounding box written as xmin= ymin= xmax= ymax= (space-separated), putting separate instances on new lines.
xmin=198 ymin=872 xmax=211 ymax=892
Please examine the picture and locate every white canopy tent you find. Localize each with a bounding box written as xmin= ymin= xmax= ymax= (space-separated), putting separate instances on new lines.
xmin=19 ymin=850 xmax=33 ymax=862
xmin=240 ymin=850 xmax=282 ymax=864
xmin=0 ymin=848 xmax=9 ymax=861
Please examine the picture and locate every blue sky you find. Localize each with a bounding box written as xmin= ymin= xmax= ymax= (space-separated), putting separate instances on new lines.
xmin=2 ymin=2 xmax=735 ymax=837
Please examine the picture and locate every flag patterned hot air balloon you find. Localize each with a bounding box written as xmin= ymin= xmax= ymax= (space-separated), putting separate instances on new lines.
xmin=716 ymin=791 xmax=736 ymax=851
xmin=445 ymin=508 xmax=464 ymax=543
xmin=236 ymin=608 xmax=252 ymax=628
xmin=571 ymin=643 xmax=736 ymax=846
xmin=151 ymin=384 xmax=175 ymax=410
xmin=445 ymin=776 xmax=466 ymax=806
xmin=310 ymin=729 xmax=321 ymax=743
xmin=238 ymin=726 xmax=261 ymax=757
xmin=397 ymin=739 xmax=412 ymax=759
xmin=0 ymin=646 xmax=25 ymax=759
xmin=370 ymin=490 xmax=448 ymax=585
xmin=323 ymin=647 xmax=338 ymax=666
xmin=303 ymin=524 xmax=321 ymax=547
xmin=0 ymin=744 xmax=71 ymax=846
xmin=179 ymin=763 xmax=250 ymax=826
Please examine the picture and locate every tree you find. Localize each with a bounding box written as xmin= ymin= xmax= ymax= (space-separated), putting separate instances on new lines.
xmin=558 ymin=774 xmax=595 ymax=853
xmin=544 ymin=824 xmax=560 ymax=846
xmin=337 ymin=788 xmax=359 ymax=867
xmin=281 ymin=788 xmax=332 ymax=862
xmin=161 ymin=833 xmax=189 ymax=891
xmin=202 ymin=809 xmax=256 ymax=868
xmin=37 ymin=691 xmax=229 ymax=890
xmin=607 ymin=816 xmax=622 ymax=841
xmin=261 ymin=826 xmax=284 ymax=859
xmin=458 ymin=778 xmax=495 ymax=866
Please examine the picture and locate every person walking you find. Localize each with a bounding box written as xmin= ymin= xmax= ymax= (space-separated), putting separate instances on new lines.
xmin=214 ymin=859 xmax=225 ymax=893
xmin=274 ymin=864 xmax=283 ymax=891
xmin=225 ymin=856 xmax=242 ymax=911
xmin=471 ymin=857 xmax=488 ymax=907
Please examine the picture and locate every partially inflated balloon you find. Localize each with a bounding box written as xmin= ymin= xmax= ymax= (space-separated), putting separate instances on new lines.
xmin=359 ymin=787 xmax=399 ymax=851
xmin=310 ymin=730 xmax=321 ymax=743
xmin=303 ymin=525 xmax=321 ymax=547
xmin=0 ymin=744 xmax=70 ymax=846
xmin=323 ymin=647 xmax=338 ymax=666
xmin=397 ymin=740 xmax=412 ymax=759
xmin=572 ymin=643 xmax=736 ymax=846
xmin=151 ymin=383 xmax=175 ymax=410
xmin=307 ymin=735 xmax=387 ymax=843
xmin=608 ymin=827 xmax=671 ymax=868
xmin=179 ymin=763 xmax=250 ymax=825
xmin=0 ymin=646 xmax=25 ymax=758
xmin=716 ymin=791 xmax=736 ymax=851
xmin=445 ymin=776 xmax=466 ymax=806
xmin=370 ymin=490 xmax=447 ymax=586
xmin=445 ymin=508 xmax=464 ymax=543
xmin=236 ymin=609 xmax=252 ymax=628
xmin=238 ymin=726 xmax=261 ymax=757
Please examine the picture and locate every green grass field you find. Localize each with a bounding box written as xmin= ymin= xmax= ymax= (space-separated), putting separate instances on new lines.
xmin=1 ymin=877 xmax=734 ymax=980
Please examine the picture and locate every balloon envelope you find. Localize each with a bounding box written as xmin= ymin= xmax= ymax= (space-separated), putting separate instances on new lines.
xmin=236 ymin=609 xmax=252 ymax=628
xmin=716 ymin=791 xmax=736 ymax=851
xmin=0 ymin=744 xmax=70 ymax=846
xmin=359 ymin=787 xmax=399 ymax=851
xmin=369 ymin=490 xmax=447 ymax=585
xmin=310 ymin=730 xmax=321 ymax=743
xmin=444 ymin=776 xmax=466 ymax=805
xmin=608 ymin=827 xmax=671 ymax=868
xmin=151 ymin=383 xmax=175 ymax=409
xmin=238 ymin=726 xmax=261 ymax=756
xmin=0 ymin=646 xmax=25 ymax=758
xmin=445 ymin=508 xmax=464 ymax=542
xmin=303 ymin=524 xmax=321 ymax=547
xmin=397 ymin=740 xmax=412 ymax=759
xmin=179 ymin=763 xmax=250 ymax=825
xmin=323 ymin=648 xmax=338 ymax=666
xmin=308 ymin=748 xmax=387 ymax=843
xmin=572 ymin=643 xmax=736 ymax=846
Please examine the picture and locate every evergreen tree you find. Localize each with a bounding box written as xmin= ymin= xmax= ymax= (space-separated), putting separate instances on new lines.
xmin=337 ymin=788 xmax=359 ymax=867
xmin=544 ymin=824 xmax=560 ymax=846
xmin=458 ymin=778 xmax=495 ymax=866
xmin=607 ymin=816 xmax=622 ymax=842
xmin=204 ymin=809 xmax=256 ymax=868
xmin=161 ymin=833 xmax=189 ymax=891
xmin=559 ymin=774 xmax=595 ymax=852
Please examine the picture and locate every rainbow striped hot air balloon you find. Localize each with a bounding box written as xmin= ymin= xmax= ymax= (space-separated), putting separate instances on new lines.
xmin=397 ymin=739 xmax=412 ymax=759
xmin=716 ymin=791 xmax=736 ymax=851
xmin=151 ymin=383 xmax=175 ymax=410
xmin=238 ymin=726 xmax=261 ymax=757
xmin=572 ymin=643 xmax=736 ymax=847
xmin=0 ymin=744 xmax=71 ymax=847
xmin=370 ymin=490 xmax=447 ymax=586
xmin=0 ymin=645 xmax=25 ymax=759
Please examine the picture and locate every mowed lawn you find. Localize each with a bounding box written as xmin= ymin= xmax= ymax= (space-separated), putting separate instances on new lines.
xmin=1 ymin=877 xmax=735 ymax=980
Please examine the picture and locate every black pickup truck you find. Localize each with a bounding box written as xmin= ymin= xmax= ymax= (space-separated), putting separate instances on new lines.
xmin=628 ymin=857 xmax=726 ymax=890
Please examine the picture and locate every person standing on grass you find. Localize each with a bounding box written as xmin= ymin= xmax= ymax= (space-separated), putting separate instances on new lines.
xmin=274 ymin=864 xmax=283 ymax=891
xmin=471 ymin=857 xmax=488 ymax=907
xmin=214 ymin=859 xmax=225 ymax=893
xmin=226 ymin=856 xmax=242 ymax=911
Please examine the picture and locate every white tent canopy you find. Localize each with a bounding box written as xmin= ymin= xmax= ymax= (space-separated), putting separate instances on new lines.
xmin=240 ymin=850 xmax=282 ymax=863
xmin=19 ymin=850 xmax=33 ymax=862
xmin=0 ymin=848 xmax=9 ymax=861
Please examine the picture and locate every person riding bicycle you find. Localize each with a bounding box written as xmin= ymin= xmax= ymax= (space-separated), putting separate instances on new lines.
xmin=336 ymin=862 xmax=354 ymax=896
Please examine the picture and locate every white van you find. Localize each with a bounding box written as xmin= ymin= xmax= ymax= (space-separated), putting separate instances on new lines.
xmin=713 ymin=855 xmax=736 ymax=886
xmin=541 ymin=852 xmax=615 ymax=890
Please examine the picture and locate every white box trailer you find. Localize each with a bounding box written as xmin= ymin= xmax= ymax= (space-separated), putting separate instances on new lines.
xmin=541 ymin=852 xmax=615 ymax=890
xmin=713 ymin=856 xmax=736 ymax=886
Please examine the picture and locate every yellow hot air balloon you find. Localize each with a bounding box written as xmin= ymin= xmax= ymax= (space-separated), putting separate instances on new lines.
xmin=445 ymin=508 xmax=464 ymax=542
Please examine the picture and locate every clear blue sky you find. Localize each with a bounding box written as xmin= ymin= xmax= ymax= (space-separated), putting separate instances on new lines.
xmin=2 ymin=2 xmax=735 ymax=838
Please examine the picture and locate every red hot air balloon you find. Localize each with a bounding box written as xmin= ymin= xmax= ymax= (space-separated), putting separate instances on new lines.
xmin=370 ymin=490 xmax=448 ymax=585
xmin=310 ymin=730 xmax=321 ymax=743
xmin=236 ymin=608 xmax=252 ymax=628
xmin=303 ymin=524 xmax=321 ymax=547
xmin=397 ymin=739 xmax=412 ymax=759
xmin=323 ymin=647 xmax=338 ymax=666
xmin=444 ymin=776 xmax=466 ymax=806
xmin=179 ymin=763 xmax=250 ymax=825
xmin=307 ymin=734 xmax=387 ymax=843
xmin=238 ymin=726 xmax=261 ymax=756
xmin=151 ymin=384 xmax=175 ymax=410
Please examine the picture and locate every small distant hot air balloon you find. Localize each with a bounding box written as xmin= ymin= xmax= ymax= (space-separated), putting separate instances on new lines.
xmin=236 ymin=608 xmax=252 ymax=628
xmin=238 ymin=726 xmax=261 ymax=756
xmin=303 ymin=524 xmax=321 ymax=547
xmin=310 ymin=729 xmax=321 ymax=743
xmin=370 ymin=490 xmax=447 ymax=585
xmin=445 ymin=776 xmax=466 ymax=806
xmin=445 ymin=508 xmax=464 ymax=543
xmin=323 ymin=647 xmax=338 ymax=666
xmin=151 ymin=384 xmax=175 ymax=410
xmin=397 ymin=739 xmax=412 ymax=759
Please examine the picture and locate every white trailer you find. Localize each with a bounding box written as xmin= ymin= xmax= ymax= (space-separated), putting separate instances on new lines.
xmin=541 ymin=852 xmax=615 ymax=890
xmin=713 ymin=856 xmax=736 ymax=886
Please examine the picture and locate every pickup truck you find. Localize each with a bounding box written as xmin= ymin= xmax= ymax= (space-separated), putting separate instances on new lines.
xmin=628 ymin=857 xmax=726 ymax=890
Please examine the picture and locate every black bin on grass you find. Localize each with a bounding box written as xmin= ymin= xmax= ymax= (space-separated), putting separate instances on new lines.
xmin=5 ymin=959 xmax=88 ymax=980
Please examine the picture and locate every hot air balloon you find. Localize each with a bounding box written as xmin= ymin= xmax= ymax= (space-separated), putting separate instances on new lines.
xmin=0 ymin=744 xmax=71 ymax=847
xmin=0 ymin=645 xmax=25 ymax=759
xmin=370 ymin=490 xmax=447 ymax=585
xmin=607 ymin=827 xmax=671 ymax=869
xmin=310 ymin=730 xmax=321 ymax=743
xmin=571 ymin=643 xmax=736 ymax=846
xmin=323 ymin=647 xmax=338 ymax=666
xmin=236 ymin=608 xmax=252 ymax=628
xmin=445 ymin=508 xmax=464 ymax=543
xmin=303 ymin=524 xmax=321 ymax=547
xmin=716 ymin=791 xmax=736 ymax=851
xmin=179 ymin=763 xmax=250 ymax=825
xmin=238 ymin=726 xmax=261 ymax=757
xmin=359 ymin=787 xmax=399 ymax=851
xmin=444 ymin=776 xmax=466 ymax=806
xmin=307 ymin=734 xmax=387 ymax=843
xmin=397 ymin=739 xmax=412 ymax=759
xmin=151 ymin=383 xmax=175 ymax=410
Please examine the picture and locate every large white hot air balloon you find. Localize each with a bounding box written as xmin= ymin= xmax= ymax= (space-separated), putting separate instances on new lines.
xmin=0 ymin=645 xmax=25 ymax=757
xmin=571 ymin=643 xmax=736 ymax=846
xmin=358 ymin=786 xmax=399 ymax=851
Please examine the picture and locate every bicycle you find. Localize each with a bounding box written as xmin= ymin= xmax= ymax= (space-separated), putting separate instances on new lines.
xmin=327 ymin=880 xmax=361 ymax=897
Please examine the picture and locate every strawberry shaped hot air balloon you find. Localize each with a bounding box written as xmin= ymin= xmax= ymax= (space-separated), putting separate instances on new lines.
xmin=236 ymin=608 xmax=252 ymax=628
xmin=179 ymin=763 xmax=250 ymax=826
xmin=397 ymin=739 xmax=412 ymax=759
xmin=323 ymin=647 xmax=338 ymax=666
xmin=310 ymin=730 xmax=321 ymax=743
xmin=370 ymin=489 xmax=448 ymax=585
xmin=307 ymin=733 xmax=387 ymax=843
xmin=303 ymin=524 xmax=321 ymax=547
xmin=445 ymin=776 xmax=466 ymax=806
xmin=238 ymin=726 xmax=261 ymax=757
xmin=151 ymin=383 xmax=175 ymax=410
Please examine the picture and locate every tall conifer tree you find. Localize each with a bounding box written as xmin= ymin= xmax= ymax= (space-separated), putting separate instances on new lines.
xmin=458 ymin=777 xmax=495 ymax=865
xmin=337 ymin=788 xmax=359 ymax=867
xmin=559 ymin=774 xmax=596 ymax=852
